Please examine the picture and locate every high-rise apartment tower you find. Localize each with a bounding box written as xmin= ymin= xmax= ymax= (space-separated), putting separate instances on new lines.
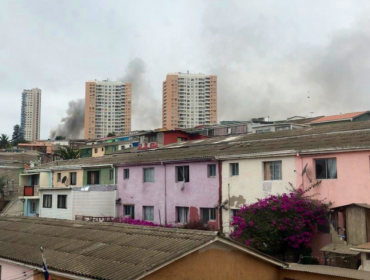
xmin=84 ymin=80 xmax=132 ymax=139
xmin=21 ymin=88 xmax=42 ymax=141
xmin=162 ymin=72 xmax=217 ymax=129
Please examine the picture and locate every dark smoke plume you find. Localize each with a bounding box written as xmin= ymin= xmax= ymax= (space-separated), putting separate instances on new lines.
xmin=50 ymin=99 xmax=85 ymax=139
xmin=120 ymin=58 xmax=161 ymax=129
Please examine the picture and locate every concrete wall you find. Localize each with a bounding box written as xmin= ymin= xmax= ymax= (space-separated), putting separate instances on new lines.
xmin=39 ymin=190 xmax=73 ymax=220
xmin=0 ymin=260 xmax=33 ymax=280
xmin=144 ymin=241 xmax=279 ymax=280
xmin=279 ymin=269 xmax=355 ymax=280
xmin=39 ymin=172 xmax=51 ymax=188
xmin=92 ymin=147 xmax=105 ymax=157
xmin=53 ymin=170 xmax=83 ymax=187
xmin=0 ymin=168 xmax=21 ymax=192
xmin=117 ymin=161 xmax=220 ymax=226
xmin=73 ymin=190 xmax=116 ymax=218
xmin=222 ymin=156 xmax=296 ymax=233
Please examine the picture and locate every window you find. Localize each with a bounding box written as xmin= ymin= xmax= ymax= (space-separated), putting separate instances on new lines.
xmin=94 ymin=148 xmax=98 ymax=153
xmin=264 ymin=161 xmax=282 ymax=180
xmin=143 ymin=206 xmax=154 ymax=221
xmin=124 ymin=169 xmax=130 ymax=180
xmin=230 ymin=163 xmax=239 ymax=176
xmin=208 ymin=164 xmax=216 ymax=177
xmin=124 ymin=205 xmax=135 ymax=219
xmin=177 ymin=137 xmax=187 ymax=142
xmin=43 ymin=195 xmax=52 ymax=208
xmin=57 ymin=195 xmax=67 ymax=209
xmin=231 ymin=209 xmax=240 ymax=217
xmin=315 ymin=158 xmax=337 ymax=179
xmin=87 ymin=171 xmax=100 ymax=185
xmin=57 ymin=173 xmax=61 ymax=182
xmin=102 ymin=148 xmax=104 ymax=151
xmin=70 ymin=172 xmax=77 ymax=185
xmin=176 ymin=166 xmax=189 ymax=182
xmin=200 ymin=208 xmax=216 ymax=223
xmin=176 ymin=207 xmax=189 ymax=223
xmin=109 ymin=169 xmax=114 ymax=180
xmin=143 ymin=168 xmax=154 ymax=183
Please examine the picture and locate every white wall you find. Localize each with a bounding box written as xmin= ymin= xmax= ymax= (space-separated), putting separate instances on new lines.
xmin=39 ymin=190 xmax=73 ymax=220
xmin=0 ymin=260 xmax=33 ymax=280
xmin=221 ymin=156 xmax=296 ymax=234
xmin=73 ymin=191 xmax=116 ymax=218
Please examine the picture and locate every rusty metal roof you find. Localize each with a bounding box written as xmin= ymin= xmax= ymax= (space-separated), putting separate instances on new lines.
xmin=286 ymin=264 xmax=370 ymax=280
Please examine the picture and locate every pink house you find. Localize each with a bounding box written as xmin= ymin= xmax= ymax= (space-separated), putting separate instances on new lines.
xmin=116 ymin=161 xmax=221 ymax=229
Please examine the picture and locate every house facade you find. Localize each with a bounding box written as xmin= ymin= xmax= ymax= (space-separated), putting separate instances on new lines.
xmin=116 ymin=160 xmax=220 ymax=228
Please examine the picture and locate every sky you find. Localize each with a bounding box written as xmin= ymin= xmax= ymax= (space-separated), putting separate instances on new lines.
xmin=1 ymin=0 xmax=370 ymax=139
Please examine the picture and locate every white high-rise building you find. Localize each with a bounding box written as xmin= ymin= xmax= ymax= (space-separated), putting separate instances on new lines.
xmin=21 ymin=88 xmax=42 ymax=141
xmin=85 ymin=80 xmax=132 ymax=139
xmin=162 ymin=72 xmax=217 ymax=129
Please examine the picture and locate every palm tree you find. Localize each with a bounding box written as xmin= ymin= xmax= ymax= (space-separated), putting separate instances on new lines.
xmin=56 ymin=146 xmax=80 ymax=160
xmin=0 ymin=134 xmax=10 ymax=149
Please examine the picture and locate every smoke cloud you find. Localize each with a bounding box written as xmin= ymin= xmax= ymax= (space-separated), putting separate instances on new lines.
xmin=120 ymin=58 xmax=161 ymax=130
xmin=201 ymin=3 xmax=370 ymax=121
xmin=50 ymin=99 xmax=85 ymax=139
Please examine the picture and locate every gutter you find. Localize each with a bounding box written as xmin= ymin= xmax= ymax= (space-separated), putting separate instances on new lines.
xmin=350 ymin=248 xmax=370 ymax=253
xmin=0 ymin=257 xmax=94 ymax=280
xmin=216 ymin=150 xmax=297 ymax=160
xmin=116 ymin=157 xmax=215 ymax=167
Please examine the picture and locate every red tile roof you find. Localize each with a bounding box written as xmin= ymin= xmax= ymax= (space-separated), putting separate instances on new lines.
xmin=310 ymin=111 xmax=368 ymax=124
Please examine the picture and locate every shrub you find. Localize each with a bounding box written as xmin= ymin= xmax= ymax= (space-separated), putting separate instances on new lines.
xmin=113 ymin=217 xmax=172 ymax=228
xmin=183 ymin=220 xmax=211 ymax=231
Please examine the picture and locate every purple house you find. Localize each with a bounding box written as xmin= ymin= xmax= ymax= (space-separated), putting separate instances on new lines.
xmin=116 ymin=160 xmax=221 ymax=229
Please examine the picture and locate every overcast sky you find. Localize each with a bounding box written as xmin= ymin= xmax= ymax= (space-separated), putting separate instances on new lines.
xmin=1 ymin=0 xmax=370 ymax=139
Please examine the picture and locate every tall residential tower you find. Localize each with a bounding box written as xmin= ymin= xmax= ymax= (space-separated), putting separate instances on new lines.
xmin=84 ymin=80 xmax=132 ymax=139
xmin=162 ymin=72 xmax=217 ymax=129
xmin=21 ymin=88 xmax=42 ymax=141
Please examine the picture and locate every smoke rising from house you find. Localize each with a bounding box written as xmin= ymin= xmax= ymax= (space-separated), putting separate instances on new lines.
xmin=50 ymin=99 xmax=85 ymax=139
xmin=201 ymin=3 xmax=370 ymax=121
xmin=120 ymin=58 xmax=161 ymax=129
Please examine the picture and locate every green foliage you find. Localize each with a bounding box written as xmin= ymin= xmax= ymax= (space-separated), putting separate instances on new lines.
xmin=183 ymin=220 xmax=211 ymax=231
xmin=56 ymin=146 xmax=80 ymax=160
xmin=55 ymin=136 xmax=66 ymax=140
xmin=0 ymin=175 xmax=7 ymax=195
xmin=107 ymin=132 xmax=116 ymax=137
xmin=12 ymin=125 xmax=25 ymax=146
xmin=0 ymin=134 xmax=11 ymax=149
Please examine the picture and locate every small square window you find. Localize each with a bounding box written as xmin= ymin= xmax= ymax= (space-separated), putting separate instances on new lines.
xmin=57 ymin=195 xmax=67 ymax=209
xmin=124 ymin=205 xmax=134 ymax=219
xmin=176 ymin=207 xmax=189 ymax=223
xmin=208 ymin=164 xmax=216 ymax=177
xmin=143 ymin=168 xmax=154 ymax=183
xmin=109 ymin=169 xmax=114 ymax=180
xmin=124 ymin=169 xmax=130 ymax=180
xmin=200 ymin=208 xmax=216 ymax=223
xmin=70 ymin=172 xmax=77 ymax=185
xmin=315 ymin=158 xmax=337 ymax=179
xmin=230 ymin=163 xmax=239 ymax=176
xmin=264 ymin=161 xmax=282 ymax=181
xmin=57 ymin=173 xmax=61 ymax=182
xmin=176 ymin=166 xmax=189 ymax=182
xmin=94 ymin=148 xmax=98 ymax=153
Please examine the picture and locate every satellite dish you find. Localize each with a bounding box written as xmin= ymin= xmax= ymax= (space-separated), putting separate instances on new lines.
xmin=61 ymin=176 xmax=68 ymax=186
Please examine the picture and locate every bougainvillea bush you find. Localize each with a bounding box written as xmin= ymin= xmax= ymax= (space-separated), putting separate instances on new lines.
xmin=230 ymin=186 xmax=330 ymax=255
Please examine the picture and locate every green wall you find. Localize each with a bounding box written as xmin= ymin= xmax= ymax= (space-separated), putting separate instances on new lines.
xmin=83 ymin=167 xmax=116 ymax=185
xmin=105 ymin=145 xmax=119 ymax=155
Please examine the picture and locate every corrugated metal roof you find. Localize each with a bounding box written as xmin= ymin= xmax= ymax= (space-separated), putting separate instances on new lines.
xmin=353 ymin=243 xmax=370 ymax=250
xmin=310 ymin=111 xmax=368 ymax=124
xmin=286 ymin=264 xmax=370 ymax=280
xmin=321 ymin=243 xmax=359 ymax=255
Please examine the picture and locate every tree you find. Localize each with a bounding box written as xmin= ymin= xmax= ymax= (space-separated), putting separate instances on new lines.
xmin=12 ymin=124 xmax=26 ymax=146
xmin=107 ymin=132 xmax=116 ymax=137
xmin=56 ymin=146 xmax=80 ymax=160
xmin=55 ymin=136 xmax=66 ymax=140
xmin=0 ymin=134 xmax=10 ymax=149
xmin=230 ymin=183 xmax=330 ymax=258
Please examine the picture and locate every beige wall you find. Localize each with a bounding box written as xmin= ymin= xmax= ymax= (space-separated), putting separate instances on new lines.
xmin=162 ymin=74 xmax=177 ymax=129
xmin=84 ymin=81 xmax=96 ymax=139
xmin=124 ymin=83 xmax=132 ymax=134
xmin=209 ymin=75 xmax=217 ymax=124
xmin=53 ymin=170 xmax=83 ymax=187
xmin=144 ymin=241 xmax=279 ymax=280
xmin=92 ymin=147 xmax=105 ymax=157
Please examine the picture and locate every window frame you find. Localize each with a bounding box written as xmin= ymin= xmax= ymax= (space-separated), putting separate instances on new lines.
xmin=200 ymin=207 xmax=217 ymax=223
xmin=123 ymin=205 xmax=135 ymax=219
xmin=263 ymin=161 xmax=282 ymax=181
xmin=30 ymin=201 xmax=37 ymax=213
xmin=315 ymin=158 xmax=337 ymax=180
xmin=57 ymin=195 xmax=67 ymax=209
xmin=70 ymin=172 xmax=77 ymax=185
xmin=176 ymin=166 xmax=190 ymax=182
xmin=43 ymin=195 xmax=52 ymax=208
xmin=57 ymin=173 xmax=61 ymax=182
xmin=109 ymin=169 xmax=114 ymax=181
xmin=143 ymin=206 xmax=154 ymax=221
xmin=87 ymin=170 xmax=100 ymax=185
xmin=143 ymin=168 xmax=155 ymax=183
xmin=230 ymin=163 xmax=239 ymax=176
xmin=208 ymin=164 xmax=217 ymax=178
xmin=123 ymin=169 xmax=130 ymax=180
xmin=176 ymin=206 xmax=189 ymax=223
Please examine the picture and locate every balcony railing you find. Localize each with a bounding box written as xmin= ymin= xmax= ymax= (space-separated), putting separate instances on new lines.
xmin=19 ymin=185 xmax=39 ymax=197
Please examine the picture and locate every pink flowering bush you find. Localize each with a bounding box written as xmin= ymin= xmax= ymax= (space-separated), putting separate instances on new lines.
xmin=113 ymin=217 xmax=173 ymax=228
xmin=230 ymin=184 xmax=330 ymax=255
